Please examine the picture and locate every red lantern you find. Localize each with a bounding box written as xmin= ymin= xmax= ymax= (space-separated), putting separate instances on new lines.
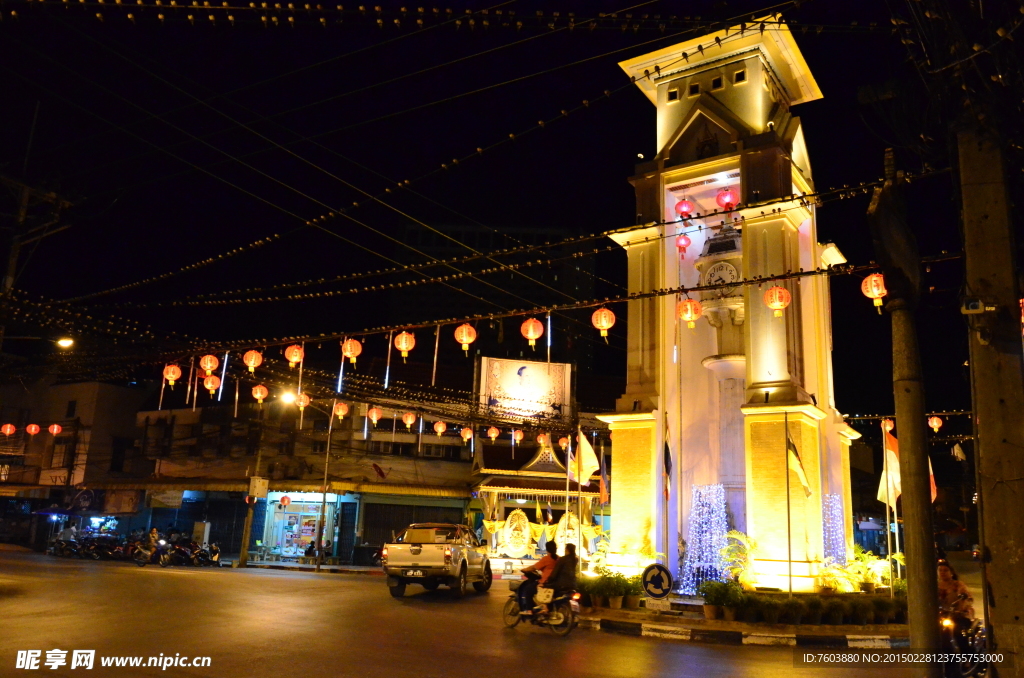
xmin=1 ymin=424 xmax=14 ymax=436
xmin=591 ymin=307 xmax=616 ymax=337
xmin=242 ymin=350 xmax=263 ymax=373
xmin=460 ymin=427 xmax=474 ymax=443
xmin=394 ymin=332 xmax=415 ymax=359
xmin=284 ymin=345 xmax=304 ymax=368
xmin=367 ymin=407 xmax=383 ymax=426
xmin=279 ymin=496 xmax=292 ymax=507
xmin=203 ymin=375 xmax=221 ymax=395
xmin=928 ymin=416 xmax=943 ymax=433
xmin=26 ymin=424 xmax=40 ymax=436
xmin=558 ymin=437 xmax=569 ymax=451
xmin=677 ymin=298 xmax=703 ymax=329
xmin=454 ymin=324 xmax=477 ymax=353
xmin=716 ymin=187 xmax=739 ymax=210
xmin=536 ymin=433 xmax=549 ymax=445
xmin=882 ymin=419 xmax=895 ymax=433
xmin=334 ymin=402 xmax=349 ymax=419
xmin=674 ymin=198 xmax=694 ymax=217
xmin=199 ymin=354 xmax=219 ymax=376
xmin=342 ymin=338 xmax=362 ymax=364
xmin=402 ymin=412 xmax=417 ymax=430
xmin=487 ymin=426 xmax=499 ymax=442
xmin=295 ymin=393 xmax=311 ymax=411
xmin=512 ymin=430 xmax=524 ymax=443
xmin=764 ymin=286 xmax=792 ymax=317
xmin=163 ymin=364 xmax=182 ymax=386
xmin=433 ymin=421 xmax=447 ymax=437
xmin=675 ymin=234 xmax=692 ymax=257
xmin=252 ymin=384 xmax=269 ymax=403
xmin=521 ymin=318 xmax=544 ymax=347
xmin=861 ymin=273 xmax=887 ymax=311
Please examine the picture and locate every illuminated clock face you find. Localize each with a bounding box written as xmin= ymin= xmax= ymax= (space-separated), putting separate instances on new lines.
xmin=703 ymin=261 xmax=739 ymax=286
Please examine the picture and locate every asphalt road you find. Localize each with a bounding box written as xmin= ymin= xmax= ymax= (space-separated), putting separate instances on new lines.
xmin=0 ymin=551 xmax=914 ymax=678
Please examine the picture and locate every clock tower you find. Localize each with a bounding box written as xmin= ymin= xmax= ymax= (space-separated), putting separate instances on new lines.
xmin=598 ymin=18 xmax=862 ymax=591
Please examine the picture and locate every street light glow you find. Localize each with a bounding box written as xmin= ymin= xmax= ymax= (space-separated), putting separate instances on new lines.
xmin=280 ymin=392 xmax=296 ymax=404
xmin=56 ymin=338 xmax=74 ymax=348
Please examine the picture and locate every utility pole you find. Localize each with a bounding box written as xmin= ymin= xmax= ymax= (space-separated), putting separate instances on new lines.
xmin=867 ymin=152 xmax=940 ymax=675
xmin=315 ymin=399 xmax=337 ymax=573
xmin=958 ymin=128 xmax=1024 ymax=678
xmin=236 ymin=416 xmax=265 ymax=568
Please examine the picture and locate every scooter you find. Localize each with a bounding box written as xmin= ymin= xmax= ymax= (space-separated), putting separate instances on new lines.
xmin=939 ymin=593 xmax=988 ymax=677
xmin=133 ymin=539 xmax=172 ymax=568
xmin=502 ymin=572 xmax=579 ymax=636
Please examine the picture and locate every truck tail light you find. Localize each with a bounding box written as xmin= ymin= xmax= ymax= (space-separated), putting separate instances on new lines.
xmin=444 ymin=546 xmax=452 ymax=565
xmin=381 ymin=546 xmax=388 ymax=565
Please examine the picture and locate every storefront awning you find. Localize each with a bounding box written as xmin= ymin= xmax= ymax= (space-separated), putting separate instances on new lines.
xmin=79 ymin=478 xmax=471 ymax=499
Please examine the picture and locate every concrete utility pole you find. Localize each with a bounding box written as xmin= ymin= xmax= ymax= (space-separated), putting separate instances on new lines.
xmin=315 ymin=400 xmax=337 ymax=573
xmin=236 ymin=422 xmax=265 ymax=568
xmin=867 ymin=153 xmax=940 ymax=675
xmin=958 ymin=128 xmax=1024 ymax=678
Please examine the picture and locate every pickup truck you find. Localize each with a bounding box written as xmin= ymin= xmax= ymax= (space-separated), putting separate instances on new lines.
xmin=382 ymin=523 xmax=492 ymax=598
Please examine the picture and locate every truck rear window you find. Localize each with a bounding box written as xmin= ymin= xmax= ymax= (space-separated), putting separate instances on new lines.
xmin=397 ymin=528 xmax=458 ymax=544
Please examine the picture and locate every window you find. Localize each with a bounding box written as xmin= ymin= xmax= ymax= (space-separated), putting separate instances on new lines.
xmin=65 ymin=400 xmax=77 ymax=418
xmin=688 ymin=83 xmax=699 ymax=96
xmin=711 ymin=76 xmax=723 ymax=90
xmin=51 ymin=437 xmax=74 ymax=468
xmin=420 ymin=444 xmax=445 ymax=458
xmin=734 ymin=69 xmax=747 ymax=83
xmin=310 ymin=441 xmax=326 ymax=454
xmin=667 ymin=89 xmax=678 ymax=101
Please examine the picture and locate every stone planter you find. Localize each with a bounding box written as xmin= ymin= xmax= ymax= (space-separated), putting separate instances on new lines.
xmin=722 ymin=607 xmax=738 ymax=622
xmin=624 ymin=595 xmax=641 ymax=610
xmin=607 ymin=595 xmax=624 ymax=609
xmin=860 ymin=582 xmax=876 ymax=594
xmin=702 ymin=604 xmax=722 ymax=620
xmin=592 ymin=596 xmax=605 ymax=608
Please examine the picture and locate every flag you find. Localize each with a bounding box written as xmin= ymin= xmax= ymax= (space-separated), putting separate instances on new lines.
xmin=535 ymin=499 xmax=543 ymax=524
xmin=663 ymin=442 xmax=672 ymax=501
xmin=576 ymin=430 xmax=600 ymax=486
xmin=546 ymin=502 xmax=553 ymax=524
xmin=566 ymin=445 xmax=577 ymax=484
xmin=877 ymin=430 xmax=937 ymax=509
xmin=786 ymin=426 xmax=812 ymax=498
xmin=598 ymin=449 xmax=610 ymax=506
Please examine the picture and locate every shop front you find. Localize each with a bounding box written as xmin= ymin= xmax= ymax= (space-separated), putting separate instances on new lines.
xmin=261 ymin=492 xmax=341 ymax=559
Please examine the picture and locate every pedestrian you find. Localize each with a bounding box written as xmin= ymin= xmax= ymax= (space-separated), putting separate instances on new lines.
xmin=58 ymin=522 xmax=77 ymax=542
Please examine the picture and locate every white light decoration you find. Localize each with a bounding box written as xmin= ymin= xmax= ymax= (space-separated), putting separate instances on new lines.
xmin=822 ymin=493 xmax=847 ymax=566
xmin=680 ymin=483 xmax=729 ymax=594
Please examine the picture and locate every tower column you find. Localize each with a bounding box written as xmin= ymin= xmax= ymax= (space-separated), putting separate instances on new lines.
xmin=702 ymin=355 xmax=747 ymax=533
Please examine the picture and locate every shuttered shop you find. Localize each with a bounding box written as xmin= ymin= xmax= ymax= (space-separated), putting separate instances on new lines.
xmin=362 ymin=503 xmax=464 ymax=546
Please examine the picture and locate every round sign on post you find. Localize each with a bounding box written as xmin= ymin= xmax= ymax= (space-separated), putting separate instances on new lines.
xmin=641 ymin=563 xmax=673 ymax=599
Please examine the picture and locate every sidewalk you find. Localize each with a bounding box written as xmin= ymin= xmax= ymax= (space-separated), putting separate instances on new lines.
xmin=226 ymin=559 xmax=384 ymax=575
xmin=576 ymin=605 xmax=911 ymax=648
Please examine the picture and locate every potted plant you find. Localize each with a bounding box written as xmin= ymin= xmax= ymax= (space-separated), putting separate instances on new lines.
xmin=893 ymin=597 xmax=909 ymax=624
xmin=697 ymin=580 xmax=730 ymax=619
xmin=849 ymin=597 xmax=874 ymax=625
xmin=781 ymin=597 xmax=806 ymax=625
xmin=871 ymin=596 xmax=895 ymax=624
xmin=819 ymin=558 xmax=856 ymax=593
xmin=624 ymin=575 xmax=644 ymax=610
xmin=760 ymin=595 xmax=783 ymax=624
xmin=721 ymin=582 xmax=744 ymax=621
xmin=823 ymin=597 xmax=848 ymax=625
xmin=576 ymin=576 xmax=595 ymax=611
xmin=604 ymin=571 xmax=628 ymax=609
xmin=803 ymin=596 xmax=823 ymax=625
xmin=720 ymin=530 xmax=758 ymax=591
xmin=739 ymin=593 xmax=761 ymax=623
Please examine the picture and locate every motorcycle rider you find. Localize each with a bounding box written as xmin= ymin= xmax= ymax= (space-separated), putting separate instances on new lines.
xmin=518 ymin=540 xmax=558 ymax=616
xmin=538 ymin=543 xmax=578 ymax=617
xmin=138 ymin=527 xmax=161 ymax=561
xmin=938 ymin=560 xmax=974 ymax=619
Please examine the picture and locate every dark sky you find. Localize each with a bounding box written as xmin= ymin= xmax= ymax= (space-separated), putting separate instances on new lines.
xmin=0 ymin=0 xmax=975 ymax=436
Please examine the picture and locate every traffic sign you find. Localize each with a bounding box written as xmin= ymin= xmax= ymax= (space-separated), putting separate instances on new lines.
xmin=641 ymin=563 xmax=673 ymax=599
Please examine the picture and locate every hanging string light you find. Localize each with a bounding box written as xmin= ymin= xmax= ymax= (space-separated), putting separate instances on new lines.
xmin=284 ymin=345 xmax=304 ymax=368
xmin=521 ymin=317 xmax=544 ymax=347
xmin=861 ymin=273 xmax=887 ymax=313
xmin=591 ymin=307 xmax=615 ymax=338
xmin=199 ymin=354 xmax=219 ymax=376
xmin=163 ymin=364 xmax=182 ymax=386
xmin=402 ymin=412 xmax=417 ymax=430
xmin=454 ymin=324 xmax=477 ymax=354
xmin=677 ymin=298 xmax=703 ymax=329
xmin=203 ymin=375 xmax=221 ymax=395
xmin=342 ymin=338 xmax=362 ymax=364
xmin=252 ymin=384 xmax=269 ymax=403
xmin=243 ymin=350 xmax=263 ymax=373
xmin=394 ymin=331 xmax=415 ymax=360
xmin=334 ymin=402 xmax=349 ymax=420
xmin=764 ymin=286 xmax=792 ymax=317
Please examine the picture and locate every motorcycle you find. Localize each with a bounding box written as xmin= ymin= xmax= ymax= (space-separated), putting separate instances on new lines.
xmin=191 ymin=542 xmax=221 ymax=567
xmin=133 ymin=539 xmax=172 ymax=568
xmin=939 ymin=593 xmax=988 ymax=678
xmin=167 ymin=540 xmax=196 ymax=566
xmin=502 ymin=572 xmax=579 ymax=636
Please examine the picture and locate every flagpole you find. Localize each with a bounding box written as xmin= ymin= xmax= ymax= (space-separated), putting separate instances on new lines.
xmin=576 ymin=429 xmax=582 ymax=566
xmin=883 ymin=423 xmax=894 ymax=593
xmin=785 ymin=412 xmax=793 ymax=597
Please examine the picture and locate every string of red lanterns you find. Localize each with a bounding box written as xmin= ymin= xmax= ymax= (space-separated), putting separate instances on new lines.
xmin=394 ymin=332 xmax=415 ymax=359
xmin=520 ymin=318 xmax=544 ymax=347
xmin=242 ymin=350 xmax=263 ymax=373
xmin=284 ymin=345 xmax=304 ymax=368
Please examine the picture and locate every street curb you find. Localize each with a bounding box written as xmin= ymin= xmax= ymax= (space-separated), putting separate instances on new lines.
xmin=580 ymin=616 xmax=911 ymax=648
xmin=238 ymin=563 xmax=385 ymax=575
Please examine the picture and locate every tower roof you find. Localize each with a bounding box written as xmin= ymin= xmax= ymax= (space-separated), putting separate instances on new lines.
xmin=618 ymin=16 xmax=821 ymax=107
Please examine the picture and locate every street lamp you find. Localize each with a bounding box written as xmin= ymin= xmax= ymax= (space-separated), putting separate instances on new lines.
xmin=56 ymin=337 xmax=74 ymax=349
xmin=280 ymin=392 xmax=296 ymax=404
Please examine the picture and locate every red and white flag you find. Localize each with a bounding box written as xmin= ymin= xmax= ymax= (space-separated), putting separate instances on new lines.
xmin=877 ymin=429 xmax=936 ymax=509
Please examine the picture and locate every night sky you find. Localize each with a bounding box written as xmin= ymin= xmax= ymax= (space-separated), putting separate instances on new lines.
xmin=0 ymin=0 xmax=979 ymax=455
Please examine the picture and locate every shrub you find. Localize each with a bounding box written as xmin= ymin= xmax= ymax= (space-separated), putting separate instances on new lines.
xmin=849 ymin=597 xmax=874 ymax=625
xmin=892 ymin=578 xmax=908 ymax=598
xmin=721 ymin=582 xmax=744 ymax=607
xmin=697 ymin=580 xmax=732 ymax=606
xmin=576 ymin=576 xmax=597 ymax=595
xmin=803 ymin=596 xmax=824 ymax=614
xmin=600 ymin=571 xmax=630 ymax=597
xmin=625 ymin=575 xmax=644 ymax=596
xmin=871 ymin=596 xmax=895 ymax=623
xmin=893 ymin=597 xmax=909 ymax=623
xmin=759 ymin=595 xmax=783 ymax=623
xmin=781 ymin=597 xmax=807 ymax=623
xmin=739 ymin=593 xmax=761 ymax=623
xmin=823 ymin=597 xmax=849 ymax=624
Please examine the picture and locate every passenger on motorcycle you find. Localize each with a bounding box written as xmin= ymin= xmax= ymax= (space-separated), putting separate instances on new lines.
xmin=518 ymin=541 xmax=558 ymax=615
xmin=138 ymin=527 xmax=161 ymax=560
xmin=539 ymin=543 xmax=578 ymax=616
xmin=938 ymin=560 xmax=974 ymax=619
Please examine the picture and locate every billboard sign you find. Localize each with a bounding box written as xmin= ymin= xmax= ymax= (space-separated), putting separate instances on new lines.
xmin=478 ymin=357 xmax=571 ymax=421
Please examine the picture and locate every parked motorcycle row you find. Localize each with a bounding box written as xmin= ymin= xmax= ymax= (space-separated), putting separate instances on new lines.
xmin=48 ymin=535 xmax=221 ymax=568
